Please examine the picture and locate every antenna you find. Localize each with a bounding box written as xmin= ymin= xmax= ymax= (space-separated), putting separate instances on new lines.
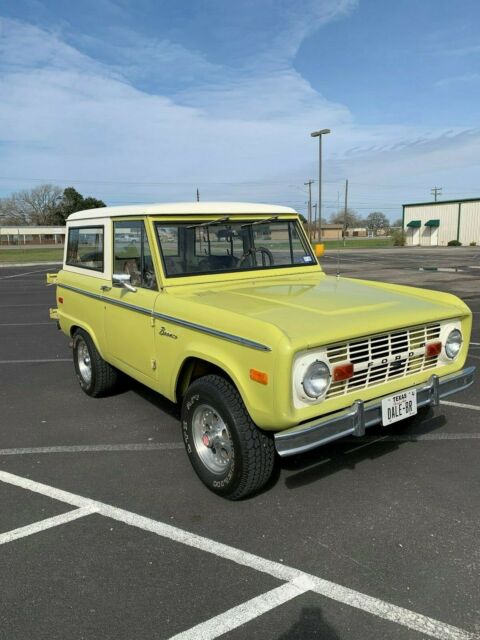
xmin=196 ymin=188 xmax=200 ymax=202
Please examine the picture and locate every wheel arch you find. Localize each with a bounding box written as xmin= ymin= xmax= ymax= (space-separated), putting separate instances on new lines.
xmin=175 ymin=356 xmax=238 ymax=403
xmin=69 ymin=322 xmax=106 ymax=360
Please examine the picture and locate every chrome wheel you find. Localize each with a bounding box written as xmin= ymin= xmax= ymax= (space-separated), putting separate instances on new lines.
xmin=76 ymin=338 xmax=92 ymax=385
xmin=191 ymin=404 xmax=233 ymax=475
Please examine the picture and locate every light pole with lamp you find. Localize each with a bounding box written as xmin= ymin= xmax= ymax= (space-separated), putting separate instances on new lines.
xmin=310 ymin=128 xmax=330 ymax=241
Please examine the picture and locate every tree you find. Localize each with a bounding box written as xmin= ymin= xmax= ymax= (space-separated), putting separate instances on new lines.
xmin=366 ymin=211 xmax=389 ymax=235
xmin=392 ymin=217 xmax=403 ymax=228
xmin=0 ymin=184 xmax=105 ymax=225
xmin=0 ymin=184 xmax=62 ymax=225
xmin=329 ymin=208 xmax=363 ymax=231
xmin=50 ymin=187 xmax=106 ymax=224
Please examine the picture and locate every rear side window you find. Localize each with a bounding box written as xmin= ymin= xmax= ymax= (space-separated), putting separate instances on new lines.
xmin=66 ymin=226 xmax=104 ymax=272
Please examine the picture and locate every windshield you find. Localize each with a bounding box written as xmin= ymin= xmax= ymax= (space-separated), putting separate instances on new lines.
xmin=155 ymin=218 xmax=315 ymax=277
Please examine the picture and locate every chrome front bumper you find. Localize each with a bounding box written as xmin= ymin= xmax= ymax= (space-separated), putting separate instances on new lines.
xmin=275 ymin=366 xmax=476 ymax=457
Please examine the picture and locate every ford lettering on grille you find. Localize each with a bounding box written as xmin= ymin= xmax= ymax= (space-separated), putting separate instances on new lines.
xmin=326 ymin=323 xmax=441 ymax=399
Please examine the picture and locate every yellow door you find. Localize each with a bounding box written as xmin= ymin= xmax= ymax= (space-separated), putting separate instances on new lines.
xmin=104 ymin=219 xmax=159 ymax=379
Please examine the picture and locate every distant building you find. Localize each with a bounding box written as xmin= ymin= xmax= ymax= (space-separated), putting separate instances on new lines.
xmin=403 ymin=198 xmax=480 ymax=246
xmin=345 ymin=227 xmax=368 ymax=237
xmin=0 ymin=226 xmax=66 ymax=246
xmin=320 ymin=223 xmax=344 ymax=240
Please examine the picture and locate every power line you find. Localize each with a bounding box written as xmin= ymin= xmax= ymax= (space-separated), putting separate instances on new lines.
xmin=431 ymin=186 xmax=442 ymax=201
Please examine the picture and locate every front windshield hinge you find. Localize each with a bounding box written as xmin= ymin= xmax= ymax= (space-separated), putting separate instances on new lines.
xmin=187 ymin=217 xmax=230 ymax=230
xmin=240 ymin=216 xmax=278 ymax=228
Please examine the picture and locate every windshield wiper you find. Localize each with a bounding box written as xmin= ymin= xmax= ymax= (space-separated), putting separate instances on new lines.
xmin=187 ymin=216 xmax=230 ymax=230
xmin=241 ymin=216 xmax=278 ymax=228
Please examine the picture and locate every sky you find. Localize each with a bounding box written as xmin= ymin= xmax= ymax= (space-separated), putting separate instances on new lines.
xmin=1 ymin=0 xmax=480 ymax=221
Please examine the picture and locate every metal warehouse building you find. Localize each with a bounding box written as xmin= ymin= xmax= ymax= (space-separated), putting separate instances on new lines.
xmin=402 ymin=197 xmax=480 ymax=246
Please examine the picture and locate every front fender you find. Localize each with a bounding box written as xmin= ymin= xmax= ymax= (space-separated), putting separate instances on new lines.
xmin=169 ymin=336 xmax=281 ymax=429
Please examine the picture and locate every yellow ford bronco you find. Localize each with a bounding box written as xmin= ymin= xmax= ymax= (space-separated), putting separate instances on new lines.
xmin=49 ymin=202 xmax=475 ymax=499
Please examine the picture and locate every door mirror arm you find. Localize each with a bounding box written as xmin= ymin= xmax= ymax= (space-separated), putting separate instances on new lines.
xmin=112 ymin=273 xmax=137 ymax=293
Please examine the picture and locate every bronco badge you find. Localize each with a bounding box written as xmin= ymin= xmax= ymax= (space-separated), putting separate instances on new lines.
xmin=159 ymin=326 xmax=178 ymax=340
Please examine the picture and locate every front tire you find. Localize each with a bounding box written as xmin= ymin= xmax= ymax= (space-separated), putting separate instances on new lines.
xmin=181 ymin=375 xmax=275 ymax=499
xmin=72 ymin=329 xmax=119 ymax=397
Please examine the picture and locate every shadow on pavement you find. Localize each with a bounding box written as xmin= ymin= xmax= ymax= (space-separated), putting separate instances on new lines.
xmin=281 ymin=411 xmax=446 ymax=490
xmin=277 ymin=606 xmax=340 ymax=639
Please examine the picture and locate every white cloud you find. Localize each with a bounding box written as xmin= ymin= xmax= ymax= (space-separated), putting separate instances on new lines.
xmin=0 ymin=10 xmax=479 ymax=217
xmin=435 ymin=73 xmax=480 ymax=87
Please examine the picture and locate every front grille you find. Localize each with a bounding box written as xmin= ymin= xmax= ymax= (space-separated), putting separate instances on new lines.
xmin=326 ymin=323 xmax=441 ymax=399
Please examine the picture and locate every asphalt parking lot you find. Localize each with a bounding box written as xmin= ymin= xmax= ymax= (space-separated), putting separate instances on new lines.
xmin=0 ymin=248 xmax=479 ymax=640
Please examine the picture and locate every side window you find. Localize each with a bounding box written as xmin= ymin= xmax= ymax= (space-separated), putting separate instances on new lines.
xmin=66 ymin=227 xmax=104 ymax=271
xmin=113 ymin=221 xmax=157 ymax=290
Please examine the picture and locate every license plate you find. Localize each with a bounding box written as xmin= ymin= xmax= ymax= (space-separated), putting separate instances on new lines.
xmin=381 ymin=389 xmax=417 ymax=426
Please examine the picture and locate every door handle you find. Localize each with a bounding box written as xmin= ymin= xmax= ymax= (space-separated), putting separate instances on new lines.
xmin=100 ymin=285 xmax=111 ymax=292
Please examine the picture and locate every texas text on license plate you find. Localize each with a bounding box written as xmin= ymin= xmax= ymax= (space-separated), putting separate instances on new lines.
xmin=381 ymin=389 xmax=417 ymax=426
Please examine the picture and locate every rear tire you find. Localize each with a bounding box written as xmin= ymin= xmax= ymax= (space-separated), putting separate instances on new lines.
xmin=181 ymin=374 xmax=275 ymax=500
xmin=72 ymin=329 xmax=119 ymax=397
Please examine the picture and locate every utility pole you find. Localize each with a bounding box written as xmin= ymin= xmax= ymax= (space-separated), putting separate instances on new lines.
xmin=312 ymin=203 xmax=317 ymax=240
xmin=431 ymin=186 xmax=442 ymax=202
xmin=343 ymin=179 xmax=349 ymax=246
xmin=196 ymin=188 xmax=200 ymax=202
xmin=304 ymin=180 xmax=314 ymax=240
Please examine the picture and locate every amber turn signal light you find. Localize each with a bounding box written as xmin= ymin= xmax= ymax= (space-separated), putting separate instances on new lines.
xmin=425 ymin=341 xmax=442 ymax=358
xmin=332 ymin=363 xmax=354 ymax=382
xmin=250 ymin=369 xmax=269 ymax=385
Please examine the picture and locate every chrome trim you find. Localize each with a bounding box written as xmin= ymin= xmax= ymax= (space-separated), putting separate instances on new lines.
xmin=57 ymin=283 xmax=271 ymax=352
xmin=152 ymin=311 xmax=271 ymax=351
xmin=275 ymin=366 xmax=476 ymax=457
xmin=58 ymin=283 xmax=150 ymax=317
xmin=58 ymin=283 xmax=103 ymax=303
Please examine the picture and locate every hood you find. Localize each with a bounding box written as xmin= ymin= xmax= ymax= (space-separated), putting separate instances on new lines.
xmin=177 ymin=273 xmax=467 ymax=349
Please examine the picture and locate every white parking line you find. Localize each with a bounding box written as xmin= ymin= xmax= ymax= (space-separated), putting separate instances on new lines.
xmin=470 ymin=342 xmax=480 ymax=346
xmin=0 ymin=443 xmax=184 ymax=456
xmin=467 ymin=353 xmax=480 ymax=360
xmin=348 ymin=433 xmax=480 ymax=442
xmin=441 ymin=400 xmax=480 ymax=412
xmin=0 ymin=470 xmax=474 ymax=640
xmin=0 ymin=436 xmax=477 ymax=459
xmin=0 ymin=322 xmax=54 ymax=327
xmin=169 ymin=578 xmax=312 ymax=640
xmin=0 ymin=506 xmax=96 ymax=545
xmin=0 ymin=358 xmax=71 ymax=364
xmin=0 ymin=268 xmax=52 ymax=280
xmin=0 ymin=303 xmax=48 ymax=307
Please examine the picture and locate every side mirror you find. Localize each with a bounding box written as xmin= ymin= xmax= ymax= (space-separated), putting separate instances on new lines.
xmin=112 ymin=273 xmax=137 ymax=292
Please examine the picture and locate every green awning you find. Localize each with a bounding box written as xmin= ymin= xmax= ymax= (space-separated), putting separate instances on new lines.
xmin=425 ymin=219 xmax=440 ymax=227
xmin=407 ymin=220 xmax=421 ymax=228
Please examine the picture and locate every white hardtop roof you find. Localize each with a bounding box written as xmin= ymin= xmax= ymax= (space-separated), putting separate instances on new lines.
xmin=68 ymin=201 xmax=297 ymax=221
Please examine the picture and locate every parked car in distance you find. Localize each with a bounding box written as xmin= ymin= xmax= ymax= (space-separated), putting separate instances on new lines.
xmin=48 ymin=202 xmax=475 ymax=499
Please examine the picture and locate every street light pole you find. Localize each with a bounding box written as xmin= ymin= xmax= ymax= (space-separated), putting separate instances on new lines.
xmin=310 ymin=128 xmax=330 ymax=242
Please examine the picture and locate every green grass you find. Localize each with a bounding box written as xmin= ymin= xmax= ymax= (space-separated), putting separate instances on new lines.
xmin=0 ymin=248 xmax=64 ymax=263
xmin=0 ymin=237 xmax=394 ymax=265
xmin=320 ymin=238 xmax=394 ymax=249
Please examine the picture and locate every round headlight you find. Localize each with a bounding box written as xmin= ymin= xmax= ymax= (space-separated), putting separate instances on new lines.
xmin=445 ymin=329 xmax=462 ymax=359
xmin=302 ymin=360 xmax=331 ymax=398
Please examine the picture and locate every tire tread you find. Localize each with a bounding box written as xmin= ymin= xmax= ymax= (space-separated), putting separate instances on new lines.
xmin=73 ymin=329 xmax=119 ymax=397
xmin=186 ymin=374 xmax=275 ymax=499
